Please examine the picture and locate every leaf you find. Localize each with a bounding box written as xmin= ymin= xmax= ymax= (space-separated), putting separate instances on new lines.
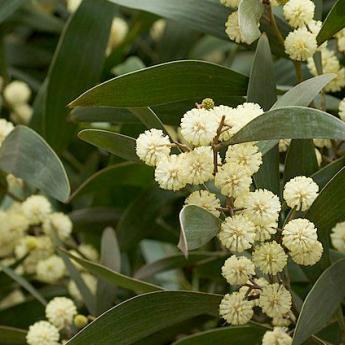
xmin=78 ymin=129 xmax=139 ymax=162
xmin=317 ymin=0 xmax=345 ymax=45
xmin=130 ymin=107 xmax=166 ymax=132
xmin=0 ymin=326 xmax=27 ymax=345
xmin=293 ymin=258 xmax=345 ymax=345
xmin=66 ymin=291 xmax=221 ymax=345
xmin=0 ymin=126 xmax=70 ymax=202
xmin=311 ymin=157 xmax=345 ymax=189
xmin=172 ymin=325 xmax=265 ymax=345
xmin=70 ymin=61 xmax=248 ymax=108
xmin=63 ymin=250 xmax=163 ymax=294
xmin=178 ymin=205 xmax=221 ymax=257
xmin=0 ymin=0 xmax=25 ymax=23
xmin=44 ymin=0 xmax=114 ymax=151
xmin=238 ymin=0 xmax=264 ymax=45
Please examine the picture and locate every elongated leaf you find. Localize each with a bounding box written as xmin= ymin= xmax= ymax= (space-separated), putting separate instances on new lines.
xmin=66 ymin=291 xmax=221 ymax=345
xmin=0 ymin=326 xmax=26 ymax=345
xmin=78 ymin=129 xmax=139 ymax=162
xmin=130 ymin=107 xmax=166 ymax=131
xmin=293 ymin=258 xmax=345 ymax=345
xmin=0 ymin=0 xmax=25 ymax=23
xmin=311 ymin=157 xmax=345 ymax=189
xmin=44 ymin=0 xmax=114 ymax=150
xmin=70 ymin=61 xmax=248 ymax=108
xmin=0 ymin=126 xmax=70 ymax=202
xmin=173 ymin=325 xmax=265 ymax=345
xmin=317 ymin=0 xmax=345 ymax=45
xmin=178 ymin=205 xmax=221 ymax=257
xmin=64 ymin=250 xmax=162 ymax=294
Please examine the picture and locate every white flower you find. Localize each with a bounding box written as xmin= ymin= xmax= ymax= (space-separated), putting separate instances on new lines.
xmin=215 ymin=163 xmax=252 ymax=198
xmin=236 ymin=102 xmax=264 ymax=123
xmin=212 ymin=105 xmax=241 ymax=141
xmin=239 ymin=277 xmax=268 ymax=306
xmin=283 ymin=0 xmax=315 ymax=28
xmin=150 ymin=19 xmax=166 ymax=41
xmin=279 ymin=139 xmax=291 ymax=152
xmin=219 ymin=292 xmax=254 ymax=325
xmin=284 ymin=27 xmax=317 ymax=61
xmin=136 ymin=129 xmax=171 ymax=166
xmin=283 ymin=176 xmax=319 ymax=211
xmin=313 ymin=139 xmax=331 ymax=149
xmin=180 ymin=108 xmax=219 ymax=146
xmin=183 ymin=146 xmax=214 ymax=185
xmin=0 ymin=119 xmax=14 ymax=145
xmin=325 ymin=68 xmax=345 ymax=92
xmin=225 ymin=143 xmax=262 ymax=175
xmin=331 ymin=221 xmax=345 ymax=253
xmin=290 ymin=240 xmax=323 ymax=265
xmin=108 ymin=17 xmax=128 ymax=51
xmin=254 ymin=219 xmax=278 ymax=242
xmin=262 ymin=327 xmax=293 ymax=345
xmin=68 ymin=273 xmax=97 ymax=301
xmin=36 ymin=255 xmax=66 ymax=284
xmin=3 ymin=80 xmax=31 ymax=105
xmin=66 ymin=0 xmax=81 ymax=12
xmin=220 ymin=0 xmax=240 ymax=8
xmin=259 ymin=283 xmax=292 ymax=318
xmin=155 ymin=154 xmax=187 ymax=191
xmin=336 ymin=28 xmax=345 ymax=52
xmin=78 ymin=244 xmax=99 ymax=261
xmin=225 ymin=12 xmax=243 ymax=43
xmin=22 ymin=195 xmax=52 ymax=225
xmin=46 ymin=297 xmax=77 ymax=330
xmin=339 ymin=98 xmax=345 ymax=122
xmin=282 ymin=218 xmax=318 ymax=251
xmin=272 ymin=312 xmax=295 ymax=327
xmin=253 ymin=242 xmax=287 ymax=275
xmin=218 ymin=215 xmax=256 ymax=252
xmin=11 ymin=103 xmax=33 ymax=124
xmin=26 ymin=321 xmax=60 ymax=345
xmin=185 ymin=190 xmax=221 ymax=217
xmin=43 ymin=212 xmax=73 ymax=240
xmin=221 ymin=255 xmax=255 ymax=285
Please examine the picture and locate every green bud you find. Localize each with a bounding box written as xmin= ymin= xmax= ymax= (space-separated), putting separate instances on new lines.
xmin=74 ymin=314 xmax=88 ymax=329
xmin=201 ymin=98 xmax=215 ymax=110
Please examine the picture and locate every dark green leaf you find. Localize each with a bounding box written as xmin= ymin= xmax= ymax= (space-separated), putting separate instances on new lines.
xmin=0 ymin=326 xmax=27 ymax=345
xmin=0 ymin=126 xmax=70 ymax=202
xmin=66 ymin=291 xmax=221 ymax=345
xmin=0 ymin=0 xmax=25 ymax=23
xmin=130 ymin=107 xmax=166 ymax=131
xmin=311 ymin=157 xmax=345 ymax=189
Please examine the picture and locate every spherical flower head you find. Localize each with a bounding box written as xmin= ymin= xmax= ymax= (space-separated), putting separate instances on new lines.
xmin=290 ymin=240 xmax=323 ymax=265
xmin=215 ymin=163 xmax=252 ymax=198
xmin=66 ymin=0 xmax=81 ymax=12
xmin=313 ymin=139 xmax=331 ymax=149
xmin=185 ymin=190 xmax=221 ymax=217
xmin=225 ymin=11 xmax=243 ymax=43
xmin=254 ymin=219 xmax=278 ymax=242
xmin=331 ymin=221 xmax=345 ymax=253
xmin=219 ymin=292 xmax=254 ymax=325
xmin=11 ymin=103 xmax=33 ymax=124
xmin=26 ymin=321 xmax=60 ymax=345
xmin=262 ymin=327 xmax=292 ymax=345
xmin=220 ymin=0 xmax=240 ymax=8
xmin=150 ymin=19 xmax=166 ymax=41
xmin=221 ymin=255 xmax=255 ymax=285
xmin=3 ymin=80 xmax=31 ymax=105
xmin=22 ymin=195 xmax=52 ymax=225
xmin=180 ymin=108 xmax=219 ymax=146
xmin=325 ymin=68 xmax=345 ymax=93
xmin=212 ymin=105 xmax=242 ymax=141
xmin=43 ymin=212 xmax=73 ymax=240
xmin=243 ymin=189 xmax=281 ymax=224
xmin=183 ymin=146 xmax=214 ymax=185
xmin=279 ymin=139 xmax=291 ymax=152
xmin=236 ymin=102 xmax=264 ymax=124
xmin=74 ymin=314 xmax=88 ymax=329
xmin=46 ymin=297 xmax=77 ymax=330
xmin=36 ymin=255 xmax=66 ymax=284
xmin=136 ymin=129 xmax=171 ymax=166
xmin=283 ymin=0 xmax=315 ymax=28
xmin=68 ymin=273 xmax=97 ymax=301
xmin=282 ymin=218 xmax=318 ymax=251
xmin=259 ymin=283 xmax=292 ymax=318
xmin=284 ymin=27 xmax=317 ymax=61
xmin=272 ymin=312 xmax=295 ymax=327
xmin=239 ymin=277 xmax=268 ymax=306
xmin=155 ymin=154 xmax=187 ymax=191
xmin=336 ymin=28 xmax=345 ymax=52
xmin=218 ymin=215 xmax=256 ymax=252
xmin=225 ymin=143 xmax=262 ymax=175
xmin=108 ymin=17 xmax=128 ymax=50
xmin=78 ymin=244 xmax=99 ymax=261
xmin=253 ymin=242 xmax=287 ymax=275
xmin=0 ymin=119 xmax=14 ymax=145
xmin=339 ymin=98 xmax=345 ymax=122
xmin=201 ymin=98 xmax=215 ymax=110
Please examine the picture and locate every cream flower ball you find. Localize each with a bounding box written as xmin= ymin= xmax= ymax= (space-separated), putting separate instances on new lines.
xmin=66 ymin=0 xmax=82 ymax=13
xmin=290 ymin=240 xmax=323 ymax=265
xmin=11 ymin=103 xmax=33 ymax=124
xmin=36 ymin=255 xmax=66 ymax=284
xmin=0 ymin=118 xmax=14 ymax=146
xmin=185 ymin=190 xmax=221 ymax=217
xmin=283 ymin=0 xmax=315 ymax=28
xmin=239 ymin=277 xmax=268 ymax=306
xmin=43 ymin=212 xmax=73 ymax=240
xmin=46 ymin=297 xmax=77 ymax=330
xmin=136 ymin=129 xmax=171 ymax=166
xmin=225 ymin=12 xmax=243 ymax=44
xmin=26 ymin=321 xmax=60 ymax=345
xmin=155 ymin=154 xmax=187 ymax=191
xmin=335 ymin=28 xmax=345 ymax=52
xmin=221 ymin=255 xmax=255 ymax=285
xmin=313 ymin=139 xmax=331 ymax=149
xmin=180 ymin=108 xmax=219 ymax=146
xmin=253 ymin=242 xmax=287 ymax=275
xmin=259 ymin=283 xmax=292 ymax=318
xmin=212 ymin=105 xmax=242 ymax=141
xmin=22 ymin=195 xmax=52 ymax=225
xmin=284 ymin=27 xmax=317 ymax=61
xmin=279 ymin=139 xmax=291 ymax=152
xmin=282 ymin=218 xmax=318 ymax=251
xmin=3 ymin=80 xmax=31 ymax=105
xmin=108 ymin=17 xmax=128 ymax=51
xmin=254 ymin=219 xmax=278 ymax=242
xmin=339 ymin=98 xmax=345 ymax=122
xmin=219 ymin=292 xmax=254 ymax=325
xmin=215 ymin=163 xmax=252 ymax=198
xmin=218 ymin=215 xmax=256 ymax=252
xmin=150 ymin=19 xmax=166 ymax=41
xmin=225 ymin=143 xmax=262 ymax=175
xmin=283 ymin=176 xmax=319 ymax=211
xmin=331 ymin=221 xmax=345 ymax=253
xmin=78 ymin=244 xmax=99 ymax=261
xmin=262 ymin=327 xmax=293 ymax=345
xmin=220 ymin=0 xmax=240 ymax=8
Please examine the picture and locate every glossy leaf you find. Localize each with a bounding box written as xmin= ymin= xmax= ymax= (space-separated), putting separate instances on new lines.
xmin=0 ymin=326 xmax=26 ymax=345
xmin=178 ymin=205 xmax=221 ymax=257
xmin=0 ymin=126 xmax=70 ymax=202
xmin=130 ymin=107 xmax=166 ymax=131
xmin=66 ymin=291 xmax=221 ymax=345
xmin=0 ymin=0 xmax=25 ymax=23
xmin=311 ymin=157 xmax=345 ymax=189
